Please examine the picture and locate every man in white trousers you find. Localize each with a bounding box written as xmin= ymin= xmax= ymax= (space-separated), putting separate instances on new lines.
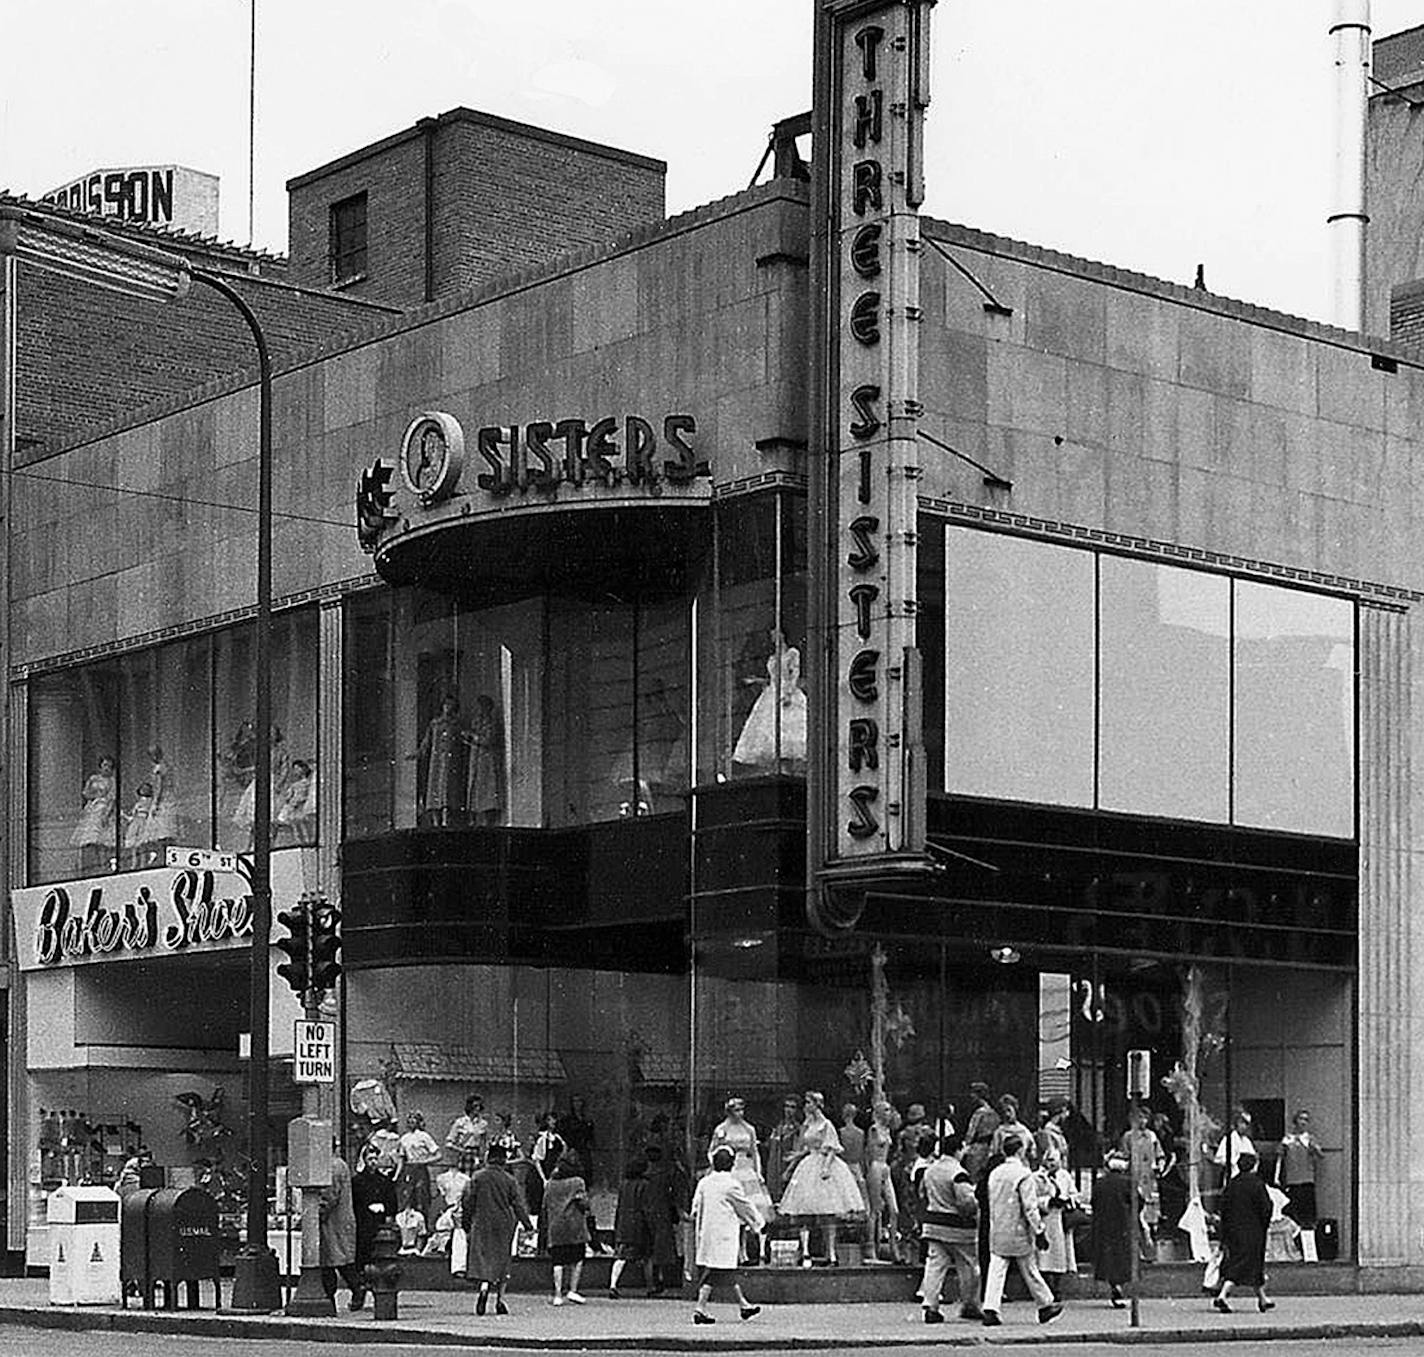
xmin=981 ymin=1132 xmax=1063 ymax=1327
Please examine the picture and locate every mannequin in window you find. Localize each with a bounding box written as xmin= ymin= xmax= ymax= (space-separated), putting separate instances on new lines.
xmin=466 ymin=695 xmax=504 ymax=826
xmin=411 ymin=694 xmax=466 ymax=828
xmin=732 ymin=628 xmax=808 ymax=774
xmin=123 ymin=780 xmax=156 ymax=869
xmin=218 ymin=719 xmax=257 ymax=830
xmin=233 ymin=726 xmax=289 ymax=847
xmin=140 ymin=744 xmax=179 ymax=863
xmin=70 ymin=755 xmax=117 ymax=872
xmin=275 ymin=758 xmax=318 ymax=845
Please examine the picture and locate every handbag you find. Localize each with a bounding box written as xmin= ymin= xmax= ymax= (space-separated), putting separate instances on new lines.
xmin=1061 ymin=1204 xmax=1089 ymax=1232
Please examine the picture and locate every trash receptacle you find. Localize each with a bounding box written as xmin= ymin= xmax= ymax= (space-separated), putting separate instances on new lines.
xmin=146 ymin=1186 xmax=221 ymax=1309
xmin=1316 ymin=1217 xmax=1340 ymax=1261
xmin=47 ymin=1185 xmax=121 ymax=1305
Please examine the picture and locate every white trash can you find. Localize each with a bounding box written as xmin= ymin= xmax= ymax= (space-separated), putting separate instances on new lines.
xmin=47 ymin=1185 xmax=121 ymax=1305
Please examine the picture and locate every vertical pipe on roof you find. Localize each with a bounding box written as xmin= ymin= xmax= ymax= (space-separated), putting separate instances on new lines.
xmin=1329 ymin=0 xmax=1372 ymax=332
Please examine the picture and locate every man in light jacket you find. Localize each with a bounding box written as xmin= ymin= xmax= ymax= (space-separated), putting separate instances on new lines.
xmin=981 ymin=1133 xmax=1063 ymax=1327
xmin=690 ymin=1146 xmax=764 ymax=1324
xmin=319 ymin=1149 xmax=360 ymax=1306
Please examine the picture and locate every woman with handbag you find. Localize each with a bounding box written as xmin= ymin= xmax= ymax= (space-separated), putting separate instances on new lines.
xmin=1034 ymin=1147 xmax=1081 ymax=1295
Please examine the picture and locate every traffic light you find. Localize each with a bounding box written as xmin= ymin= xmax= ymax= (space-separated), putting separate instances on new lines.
xmin=309 ymin=901 xmax=342 ymax=995
xmin=275 ymin=900 xmax=310 ymax=996
xmin=356 ymin=460 xmax=396 ymax=552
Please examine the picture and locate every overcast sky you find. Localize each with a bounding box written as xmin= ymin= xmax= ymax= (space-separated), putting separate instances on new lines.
xmin=3 ymin=1 xmax=1424 ymax=325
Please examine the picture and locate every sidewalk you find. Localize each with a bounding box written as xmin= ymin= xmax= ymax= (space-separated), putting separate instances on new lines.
xmin=3 ymin=1279 xmax=1424 ymax=1349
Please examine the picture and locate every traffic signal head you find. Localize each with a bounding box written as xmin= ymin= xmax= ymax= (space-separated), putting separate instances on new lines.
xmin=275 ymin=901 xmax=310 ymax=996
xmin=309 ymin=902 xmax=342 ymax=994
xmin=356 ymin=460 xmax=396 ymax=552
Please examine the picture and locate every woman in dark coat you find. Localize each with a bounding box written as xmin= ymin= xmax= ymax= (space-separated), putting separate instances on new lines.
xmin=461 ymin=1142 xmax=533 ymax=1315
xmin=608 ymin=1157 xmax=653 ymax=1297
xmin=643 ymin=1142 xmax=688 ymax=1294
xmin=350 ymin=1144 xmax=399 ymax=1311
xmin=1090 ymin=1151 xmax=1134 ymax=1307
xmin=1212 ymin=1151 xmax=1274 ymax=1313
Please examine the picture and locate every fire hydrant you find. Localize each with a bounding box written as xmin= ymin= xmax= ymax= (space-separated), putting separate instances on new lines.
xmin=364 ymin=1221 xmax=403 ymax=1321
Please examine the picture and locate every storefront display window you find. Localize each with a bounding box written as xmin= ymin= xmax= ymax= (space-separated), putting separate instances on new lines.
xmin=117 ymin=637 xmax=212 ymax=871
xmin=346 ymin=962 xmax=690 ymax=1219
xmin=28 ymin=663 xmax=120 ymax=884
xmin=213 ymin=610 xmax=320 ymax=852
xmin=711 ymin=492 xmax=808 ymax=783
xmin=942 ymin=527 xmax=1357 ymax=838
xmin=343 ymin=586 xmax=691 ymax=835
xmin=26 ymin=610 xmax=320 ymax=886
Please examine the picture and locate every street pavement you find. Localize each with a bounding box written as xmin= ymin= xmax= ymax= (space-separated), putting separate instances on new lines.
xmin=5 ymin=1278 xmax=1424 ymax=1349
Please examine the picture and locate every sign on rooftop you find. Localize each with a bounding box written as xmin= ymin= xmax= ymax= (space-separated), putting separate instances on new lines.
xmin=42 ymin=165 xmax=220 ymax=236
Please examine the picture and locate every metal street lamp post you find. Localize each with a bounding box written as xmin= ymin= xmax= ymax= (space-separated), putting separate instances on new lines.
xmin=0 ymin=206 xmax=283 ymax=1312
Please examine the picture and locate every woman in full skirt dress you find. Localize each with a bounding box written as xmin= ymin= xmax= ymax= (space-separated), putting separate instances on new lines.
xmin=70 ymin=757 xmax=117 ymax=869
xmin=778 ymin=1091 xmax=866 ymax=1264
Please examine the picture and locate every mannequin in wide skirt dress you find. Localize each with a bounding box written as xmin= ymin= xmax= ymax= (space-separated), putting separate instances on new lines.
xmin=70 ymin=757 xmax=117 ymax=870
xmin=708 ymin=1099 xmax=774 ymax=1263
xmin=731 ymin=630 xmax=808 ymax=772
xmin=778 ymin=1091 xmax=866 ymax=1264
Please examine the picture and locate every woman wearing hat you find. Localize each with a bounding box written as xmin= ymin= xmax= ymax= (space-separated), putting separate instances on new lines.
xmin=708 ymin=1097 xmax=773 ymax=1264
xmin=1090 ymin=1151 xmax=1134 ymax=1307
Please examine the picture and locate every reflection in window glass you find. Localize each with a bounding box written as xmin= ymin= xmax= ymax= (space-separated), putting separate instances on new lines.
xmin=117 ymin=638 xmax=212 ymax=870
xmin=1099 ymin=559 xmax=1230 ymax=821
xmin=343 ymin=591 xmax=394 ymax=839
xmin=392 ymin=591 xmax=544 ymax=830
xmin=944 ymin=528 xmax=1094 ymax=807
xmin=635 ymin=599 xmax=691 ymax=814
xmin=712 ymin=494 xmax=809 ymax=783
xmin=353 ymin=586 xmax=691 ymax=834
xmin=547 ymin=600 xmax=635 ymax=825
xmin=1233 ymin=582 xmax=1355 ymax=837
xmin=28 ymin=665 xmax=120 ymax=884
xmin=214 ymin=611 xmax=320 ymax=852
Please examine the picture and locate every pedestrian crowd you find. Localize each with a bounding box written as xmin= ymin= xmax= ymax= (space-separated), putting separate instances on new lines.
xmin=317 ymin=1083 xmax=1324 ymax=1328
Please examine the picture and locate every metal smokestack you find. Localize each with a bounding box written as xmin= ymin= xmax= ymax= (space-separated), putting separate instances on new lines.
xmin=1329 ymin=0 xmax=1371 ymax=332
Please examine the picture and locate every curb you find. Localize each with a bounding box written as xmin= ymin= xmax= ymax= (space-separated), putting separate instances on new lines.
xmin=5 ymin=1304 xmax=1424 ymax=1351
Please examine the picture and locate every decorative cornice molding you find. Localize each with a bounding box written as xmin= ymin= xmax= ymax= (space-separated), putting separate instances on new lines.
xmin=10 ymin=572 xmax=383 ymax=680
xmin=922 ymin=499 xmax=1420 ymax=612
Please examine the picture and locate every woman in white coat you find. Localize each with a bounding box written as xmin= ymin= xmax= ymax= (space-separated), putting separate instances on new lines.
xmin=691 ymin=1146 xmax=765 ymax=1324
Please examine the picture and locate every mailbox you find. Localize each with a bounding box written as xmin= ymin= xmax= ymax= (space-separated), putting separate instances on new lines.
xmin=144 ymin=1187 xmax=221 ymax=1310
xmin=120 ymin=1188 xmax=160 ymax=1307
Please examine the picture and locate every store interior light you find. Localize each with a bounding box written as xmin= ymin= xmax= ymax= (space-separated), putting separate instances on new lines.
xmin=0 ymin=208 xmax=190 ymax=303
xmin=989 ymin=945 xmax=1021 ymax=965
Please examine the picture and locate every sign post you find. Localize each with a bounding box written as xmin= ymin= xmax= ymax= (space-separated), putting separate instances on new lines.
xmin=807 ymin=0 xmax=935 ymax=936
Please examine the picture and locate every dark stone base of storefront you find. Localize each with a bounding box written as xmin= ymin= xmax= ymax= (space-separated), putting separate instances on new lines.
xmin=381 ymin=1255 xmax=1361 ymax=1302
xmin=400 ymin=1254 xmax=923 ymax=1303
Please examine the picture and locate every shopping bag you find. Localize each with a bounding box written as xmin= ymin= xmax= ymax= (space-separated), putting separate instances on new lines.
xmin=450 ymin=1225 xmax=468 ymax=1275
xmin=1202 ymin=1246 xmax=1221 ymax=1292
